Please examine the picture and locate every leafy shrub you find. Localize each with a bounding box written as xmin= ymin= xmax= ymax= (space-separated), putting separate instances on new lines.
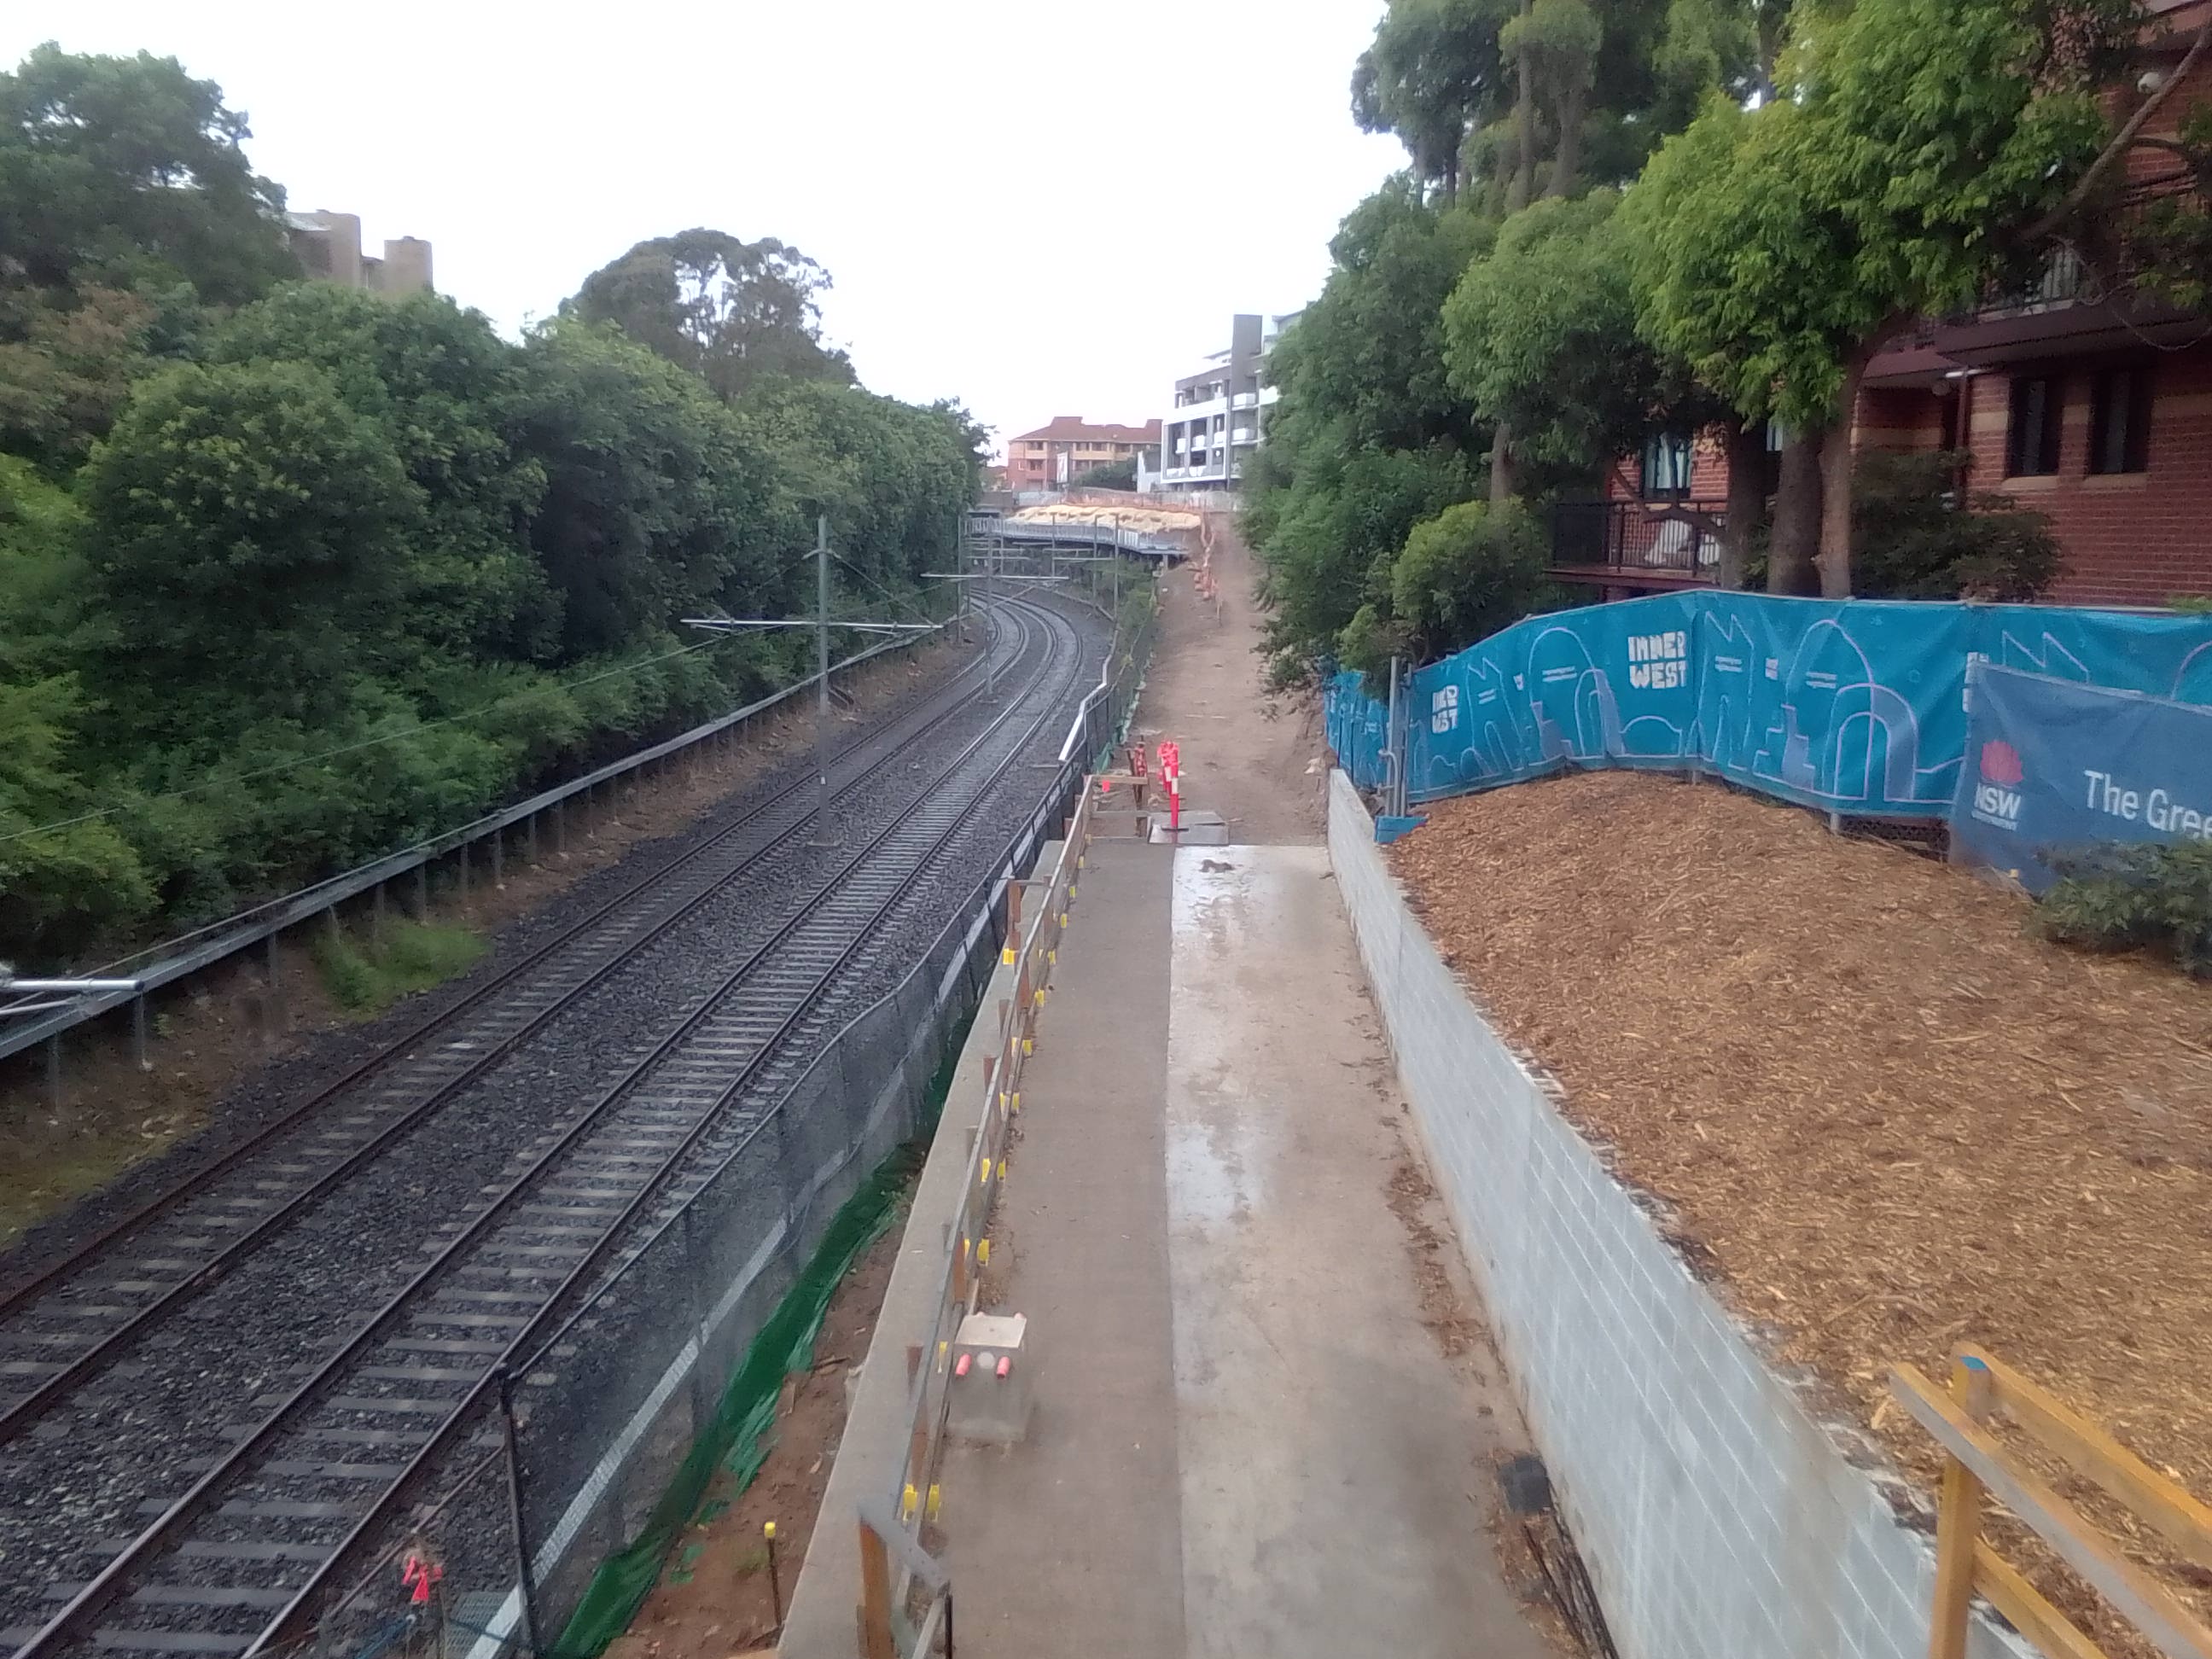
xmin=1853 ymin=449 xmax=2063 ymax=602
xmin=1387 ymin=498 xmax=1550 ymax=661
xmin=2032 ymin=841 xmax=2212 ymax=977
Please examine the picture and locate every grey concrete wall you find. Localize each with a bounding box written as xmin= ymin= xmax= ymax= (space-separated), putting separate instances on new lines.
xmin=1327 ymin=771 xmax=2020 ymax=1659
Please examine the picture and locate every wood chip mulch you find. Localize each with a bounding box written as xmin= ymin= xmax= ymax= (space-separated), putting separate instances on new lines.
xmin=1389 ymin=770 xmax=2212 ymax=1650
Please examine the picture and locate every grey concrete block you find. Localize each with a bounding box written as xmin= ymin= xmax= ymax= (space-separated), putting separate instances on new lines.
xmin=1326 ymin=772 xmax=2029 ymax=1659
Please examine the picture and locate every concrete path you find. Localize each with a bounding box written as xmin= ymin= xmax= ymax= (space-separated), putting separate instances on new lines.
xmin=939 ymin=836 xmax=1551 ymax=1658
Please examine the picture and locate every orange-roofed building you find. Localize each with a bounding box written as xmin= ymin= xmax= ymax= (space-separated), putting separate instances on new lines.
xmin=1004 ymin=416 xmax=1161 ymax=492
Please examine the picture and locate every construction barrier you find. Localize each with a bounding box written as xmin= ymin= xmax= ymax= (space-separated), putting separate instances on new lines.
xmin=1326 ymin=592 xmax=2212 ymax=821
xmin=1952 ymin=661 xmax=2212 ymax=892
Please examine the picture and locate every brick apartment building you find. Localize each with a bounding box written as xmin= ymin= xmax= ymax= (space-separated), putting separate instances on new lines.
xmin=1002 ymin=417 xmax=1161 ymax=492
xmin=1561 ymin=1 xmax=2212 ymax=609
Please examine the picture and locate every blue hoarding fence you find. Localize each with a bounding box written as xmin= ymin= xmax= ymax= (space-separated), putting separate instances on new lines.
xmin=1951 ymin=663 xmax=2212 ymax=894
xmin=1324 ymin=591 xmax=2212 ymax=824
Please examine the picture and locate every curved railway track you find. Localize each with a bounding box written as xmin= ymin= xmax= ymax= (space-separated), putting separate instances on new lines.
xmin=0 ymin=596 xmax=1095 ymax=1659
xmin=0 ymin=611 xmax=1019 ymax=1436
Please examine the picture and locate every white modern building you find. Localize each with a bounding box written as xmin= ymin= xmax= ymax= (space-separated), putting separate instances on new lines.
xmin=1139 ymin=312 xmax=1295 ymax=496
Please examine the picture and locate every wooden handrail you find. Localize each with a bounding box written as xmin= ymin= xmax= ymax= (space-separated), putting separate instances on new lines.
xmin=1891 ymin=1351 xmax=2212 ymax=1659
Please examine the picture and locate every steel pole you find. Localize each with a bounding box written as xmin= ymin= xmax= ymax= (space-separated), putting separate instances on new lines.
xmin=984 ymin=527 xmax=998 ymax=703
xmin=814 ymin=515 xmax=833 ymax=845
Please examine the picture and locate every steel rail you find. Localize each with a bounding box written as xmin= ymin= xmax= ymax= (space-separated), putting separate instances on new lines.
xmin=0 ymin=614 xmax=1010 ymax=1374
xmin=248 ymin=600 xmax=1085 ymax=1659
xmin=11 ymin=600 xmax=1080 ymax=1659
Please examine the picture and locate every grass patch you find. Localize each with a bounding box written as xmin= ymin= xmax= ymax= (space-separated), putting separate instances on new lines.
xmin=310 ymin=918 xmax=487 ymax=1018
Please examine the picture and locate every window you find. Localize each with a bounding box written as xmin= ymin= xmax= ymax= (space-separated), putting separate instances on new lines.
xmin=1640 ymin=433 xmax=1693 ymax=497
xmin=2005 ymin=374 xmax=2064 ymax=476
xmin=2088 ymin=365 xmax=2152 ymax=474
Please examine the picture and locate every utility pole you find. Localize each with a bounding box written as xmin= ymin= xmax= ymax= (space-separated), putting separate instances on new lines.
xmin=984 ymin=521 xmax=998 ymax=703
xmin=814 ymin=514 xmax=833 ymax=845
xmin=682 ymin=518 xmax=932 ymax=851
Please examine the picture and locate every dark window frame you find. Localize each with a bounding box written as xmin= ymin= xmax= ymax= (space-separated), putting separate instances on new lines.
xmin=2005 ymin=372 xmax=2064 ymax=477
xmin=2088 ymin=363 xmax=2154 ymax=475
xmin=1640 ymin=431 xmax=1694 ymax=498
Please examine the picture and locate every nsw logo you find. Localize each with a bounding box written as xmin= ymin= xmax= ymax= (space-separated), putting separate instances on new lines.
xmin=1970 ymin=739 xmax=2025 ymax=831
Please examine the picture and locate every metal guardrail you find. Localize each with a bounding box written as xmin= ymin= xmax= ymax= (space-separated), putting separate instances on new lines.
xmin=1548 ymin=498 xmax=1726 ymax=580
xmin=0 ymin=627 xmax=947 ymax=1078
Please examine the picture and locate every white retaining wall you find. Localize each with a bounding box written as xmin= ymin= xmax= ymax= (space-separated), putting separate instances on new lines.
xmin=1328 ymin=771 xmax=2019 ymax=1659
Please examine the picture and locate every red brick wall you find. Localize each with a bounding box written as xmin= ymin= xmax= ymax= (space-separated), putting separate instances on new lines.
xmin=1958 ymin=344 xmax=2212 ymax=608
xmin=1603 ymin=428 xmax=1738 ymax=501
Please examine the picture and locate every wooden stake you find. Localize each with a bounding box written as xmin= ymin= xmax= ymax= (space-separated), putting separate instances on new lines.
xmin=859 ymin=1521 xmax=895 ymax=1659
xmin=1929 ymin=1356 xmax=1987 ymax=1659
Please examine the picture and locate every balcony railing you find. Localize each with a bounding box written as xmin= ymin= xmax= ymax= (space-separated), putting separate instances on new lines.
xmin=1968 ymin=172 xmax=2203 ymax=321
xmin=1550 ymin=498 xmax=1726 ymax=581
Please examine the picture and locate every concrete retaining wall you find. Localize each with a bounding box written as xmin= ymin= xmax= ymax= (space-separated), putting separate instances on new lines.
xmin=1327 ymin=771 xmax=2018 ymax=1659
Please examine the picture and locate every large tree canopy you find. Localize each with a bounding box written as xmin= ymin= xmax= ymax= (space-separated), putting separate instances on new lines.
xmin=0 ymin=43 xmax=292 ymax=306
xmin=1441 ymin=189 xmax=1670 ymax=479
xmin=564 ymin=228 xmax=856 ymax=401
xmin=0 ymin=49 xmax=987 ymax=968
xmin=79 ymin=358 xmax=417 ymax=742
xmin=1626 ymin=0 xmax=2121 ymax=594
xmin=212 ymin=286 xmax=561 ymax=666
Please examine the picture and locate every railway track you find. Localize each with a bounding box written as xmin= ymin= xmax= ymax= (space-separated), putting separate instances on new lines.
xmin=0 ymin=610 xmax=1017 ymax=1437
xmin=0 ymin=596 xmax=1094 ymax=1659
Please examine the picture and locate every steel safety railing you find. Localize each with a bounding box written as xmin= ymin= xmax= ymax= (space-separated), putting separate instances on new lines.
xmin=0 ymin=626 xmax=948 ymax=1086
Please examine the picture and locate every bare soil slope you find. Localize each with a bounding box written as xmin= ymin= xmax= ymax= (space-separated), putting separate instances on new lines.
xmin=1391 ymin=771 xmax=2212 ymax=1644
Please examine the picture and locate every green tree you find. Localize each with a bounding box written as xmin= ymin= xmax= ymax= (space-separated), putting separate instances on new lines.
xmin=1382 ymin=497 xmax=1550 ymax=667
xmin=748 ymin=378 xmax=977 ymax=591
xmin=1627 ymin=0 xmax=2122 ymax=596
xmin=1072 ymin=457 xmax=1138 ymax=491
xmin=0 ymin=285 xmax=166 ymax=467
xmin=213 ymin=285 xmax=561 ymax=665
xmin=0 ymin=44 xmax=292 ymax=306
xmin=564 ymin=228 xmax=855 ymax=402
xmin=1441 ymin=191 xmax=1662 ymax=481
xmin=513 ymin=321 xmax=789 ymax=659
xmin=1850 ymin=449 xmax=2062 ymax=602
xmin=1353 ymin=0 xmax=1516 ymax=200
xmin=0 ymin=675 xmax=156 ymax=964
xmin=79 ymin=358 xmax=418 ymax=741
xmin=1252 ymin=445 xmax=1475 ymax=684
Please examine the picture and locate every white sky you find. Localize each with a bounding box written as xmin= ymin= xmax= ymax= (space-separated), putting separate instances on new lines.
xmin=7 ymin=2 xmax=1403 ymax=455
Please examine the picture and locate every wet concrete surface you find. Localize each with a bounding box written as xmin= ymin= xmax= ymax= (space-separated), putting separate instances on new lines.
xmin=940 ymin=840 xmax=1551 ymax=1658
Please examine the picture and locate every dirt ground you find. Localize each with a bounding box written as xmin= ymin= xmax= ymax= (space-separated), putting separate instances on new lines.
xmin=614 ymin=1179 xmax=910 ymax=1659
xmin=0 ymin=642 xmax=969 ymax=1249
xmin=1391 ymin=770 xmax=2212 ymax=1651
xmin=1130 ymin=518 xmax=1328 ymax=846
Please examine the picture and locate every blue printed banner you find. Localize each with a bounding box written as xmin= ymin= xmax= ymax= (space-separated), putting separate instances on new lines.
xmin=1952 ymin=665 xmax=2212 ymax=892
xmin=1327 ymin=592 xmax=2212 ymax=821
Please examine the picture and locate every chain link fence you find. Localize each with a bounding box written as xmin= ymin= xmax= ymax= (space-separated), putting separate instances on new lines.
xmin=249 ymin=583 xmax=1155 ymax=1659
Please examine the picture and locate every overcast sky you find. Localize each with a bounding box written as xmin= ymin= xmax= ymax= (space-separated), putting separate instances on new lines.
xmin=8 ymin=2 xmax=1403 ymax=454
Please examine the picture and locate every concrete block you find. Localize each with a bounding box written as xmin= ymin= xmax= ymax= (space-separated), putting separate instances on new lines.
xmin=946 ymin=1311 xmax=1033 ymax=1444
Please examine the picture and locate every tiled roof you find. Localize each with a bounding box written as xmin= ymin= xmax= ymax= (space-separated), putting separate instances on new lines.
xmin=1007 ymin=416 xmax=1162 ymax=444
